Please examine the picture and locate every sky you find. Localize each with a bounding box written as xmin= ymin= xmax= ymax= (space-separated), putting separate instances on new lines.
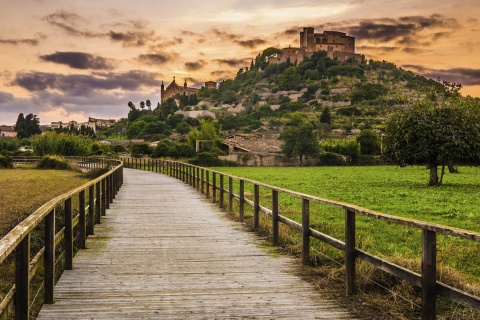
xmin=0 ymin=0 xmax=479 ymax=125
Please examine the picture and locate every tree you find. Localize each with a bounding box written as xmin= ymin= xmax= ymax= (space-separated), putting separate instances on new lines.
xmin=383 ymin=101 xmax=480 ymax=186
xmin=15 ymin=113 xmax=41 ymax=138
xmin=319 ymin=107 xmax=331 ymax=125
xmin=280 ymin=123 xmax=319 ymax=163
xmin=356 ymin=130 xmax=381 ymax=155
xmin=146 ymin=99 xmax=152 ymax=110
xmin=139 ymin=101 xmax=145 ymax=110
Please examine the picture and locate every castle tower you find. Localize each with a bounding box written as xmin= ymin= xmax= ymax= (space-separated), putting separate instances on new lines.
xmin=160 ymin=81 xmax=164 ymax=102
xmin=184 ymin=79 xmax=187 ymax=89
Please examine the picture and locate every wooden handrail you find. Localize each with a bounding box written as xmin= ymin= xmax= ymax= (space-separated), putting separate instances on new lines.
xmin=119 ymin=157 xmax=480 ymax=320
xmin=0 ymin=157 xmax=123 ymax=320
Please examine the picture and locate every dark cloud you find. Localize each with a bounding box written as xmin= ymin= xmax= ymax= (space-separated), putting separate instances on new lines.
xmin=357 ymin=45 xmax=397 ymax=52
xmin=211 ymin=28 xmax=242 ymax=41
xmin=39 ymin=52 xmax=116 ymax=70
xmin=137 ymin=53 xmax=172 ymax=66
xmin=108 ymin=30 xmax=158 ymax=47
xmin=0 ymin=38 xmax=39 ymax=46
xmin=214 ymin=58 xmax=250 ymax=67
xmin=403 ymin=65 xmax=480 ymax=86
xmin=235 ymin=38 xmax=267 ymax=48
xmin=0 ymin=91 xmax=14 ymax=103
xmin=13 ymin=70 xmax=161 ymax=96
xmin=43 ymin=10 xmax=102 ymax=38
xmin=322 ymin=14 xmax=460 ymax=46
xmin=401 ymin=47 xmax=429 ymax=55
xmin=185 ymin=60 xmax=207 ymax=71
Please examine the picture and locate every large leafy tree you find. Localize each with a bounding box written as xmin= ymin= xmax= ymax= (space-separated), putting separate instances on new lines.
xmin=15 ymin=113 xmax=41 ymax=139
xmin=383 ymin=100 xmax=480 ymax=185
xmin=280 ymin=123 xmax=319 ymax=163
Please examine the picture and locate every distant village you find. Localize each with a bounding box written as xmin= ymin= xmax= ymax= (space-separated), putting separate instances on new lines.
xmin=1 ymin=28 xmax=363 ymax=139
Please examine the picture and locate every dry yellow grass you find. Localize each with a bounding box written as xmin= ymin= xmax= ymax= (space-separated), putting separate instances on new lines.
xmin=0 ymin=168 xmax=90 ymax=238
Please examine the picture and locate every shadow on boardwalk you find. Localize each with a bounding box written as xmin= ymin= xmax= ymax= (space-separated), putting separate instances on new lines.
xmin=37 ymin=169 xmax=358 ymax=319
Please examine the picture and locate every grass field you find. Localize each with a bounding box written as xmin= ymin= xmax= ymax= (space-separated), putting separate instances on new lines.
xmin=213 ymin=165 xmax=480 ymax=286
xmin=0 ymin=167 xmax=90 ymax=238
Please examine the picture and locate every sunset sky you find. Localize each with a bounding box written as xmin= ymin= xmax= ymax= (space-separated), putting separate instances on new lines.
xmin=1 ymin=0 xmax=479 ymax=125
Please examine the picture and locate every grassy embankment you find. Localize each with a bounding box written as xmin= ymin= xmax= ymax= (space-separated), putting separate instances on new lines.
xmin=213 ymin=165 xmax=480 ymax=316
xmin=0 ymin=167 xmax=90 ymax=317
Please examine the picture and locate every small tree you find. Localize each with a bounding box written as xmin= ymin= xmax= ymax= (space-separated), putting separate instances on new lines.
xmin=146 ymin=99 xmax=152 ymax=110
xmin=280 ymin=123 xmax=319 ymax=163
xmin=356 ymin=130 xmax=381 ymax=155
xmin=319 ymin=107 xmax=331 ymax=125
xmin=383 ymin=101 xmax=480 ymax=185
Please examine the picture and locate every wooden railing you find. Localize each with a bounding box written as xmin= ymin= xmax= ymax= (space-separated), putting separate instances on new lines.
xmin=0 ymin=157 xmax=123 ymax=320
xmin=122 ymin=157 xmax=480 ymax=320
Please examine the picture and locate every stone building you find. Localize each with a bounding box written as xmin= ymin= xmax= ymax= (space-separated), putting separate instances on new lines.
xmin=271 ymin=27 xmax=364 ymax=65
xmin=161 ymin=77 xmax=200 ymax=102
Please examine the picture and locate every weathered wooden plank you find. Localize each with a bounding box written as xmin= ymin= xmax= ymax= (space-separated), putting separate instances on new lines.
xmin=37 ymin=169 xmax=357 ymax=320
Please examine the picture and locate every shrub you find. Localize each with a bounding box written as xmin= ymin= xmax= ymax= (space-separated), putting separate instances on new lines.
xmin=112 ymin=144 xmax=126 ymax=153
xmin=320 ymin=138 xmax=360 ymax=161
xmin=317 ymin=152 xmax=346 ymax=166
xmin=0 ymin=155 xmax=13 ymax=168
xmin=83 ymin=167 xmax=109 ymax=179
xmin=129 ymin=143 xmax=153 ymax=156
xmin=0 ymin=137 xmax=20 ymax=152
xmin=31 ymin=132 xmax=92 ymax=156
xmin=36 ymin=156 xmax=71 ymax=170
xmin=188 ymin=152 xmax=223 ymax=166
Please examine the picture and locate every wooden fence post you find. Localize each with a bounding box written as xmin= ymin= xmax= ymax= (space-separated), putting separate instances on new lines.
xmin=201 ymin=169 xmax=205 ymax=194
xmin=79 ymin=190 xmax=86 ymax=249
xmin=345 ymin=209 xmax=356 ymax=295
xmin=88 ymin=185 xmax=95 ymax=235
xmin=239 ymin=180 xmax=245 ymax=222
xmin=212 ymin=172 xmax=217 ymax=203
xmin=95 ymin=181 xmax=101 ymax=223
xmin=105 ymin=175 xmax=110 ymax=210
xmin=272 ymin=190 xmax=279 ymax=245
xmin=197 ymin=167 xmax=200 ymax=192
xmin=206 ymin=170 xmax=210 ymax=198
xmin=44 ymin=209 xmax=55 ymax=304
xmin=65 ymin=198 xmax=73 ymax=270
xmin=228 ymin=177 xmax=233 ymax=212
xmin=15 ymin=234 xmax=30 ymax=320
xmin=422 ymin=229 xmax=437 ymax=320
xmin=253 ymin=184 xmax=260 ymax=230
xmin=101 ymin=178 xmax=106 ymax=216
xmin=302 ymin=199 xmax=310 ymax=265
xmin=219 ymin=174 xmax=224 ymax=208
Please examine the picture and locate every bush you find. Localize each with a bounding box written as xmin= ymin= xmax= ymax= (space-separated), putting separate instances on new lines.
xmin=0 ymin=155 xmax=13 ymax=168
xmin=189 ymin=152 xmax=223 ymax=166
xmin=317 ymin=152 xmax=346 ymax=166
xmin=129 ymin=143 xmax=153 ymax=156
xmin=320 ymin=138 xmax=360 ymax=161
xmin=0 ymin=137 xmax=20 ymax=152
xmin=112 ymin=144 xmax=126 ymax=153
xmin=31 ymin=132 xmax=92 ymax=156
xmin=36 ymin=156 xmax=71 ymax=170
xmin=83 ymin=167 xmax=109 ymax=179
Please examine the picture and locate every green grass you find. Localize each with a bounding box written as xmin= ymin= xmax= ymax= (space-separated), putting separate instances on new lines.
xmin=213 ymin=165 xmax=480 ymax=286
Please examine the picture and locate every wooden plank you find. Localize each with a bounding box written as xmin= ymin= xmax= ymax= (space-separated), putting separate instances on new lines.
xmin=37 ymin=169 xmax=357 ymax=320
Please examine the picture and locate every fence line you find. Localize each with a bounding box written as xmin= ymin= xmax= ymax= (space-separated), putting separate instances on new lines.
xmin=121 ymin=157 xmax=479 ymax=320
xmin=0 ymin=157 xmax=123 ymax=320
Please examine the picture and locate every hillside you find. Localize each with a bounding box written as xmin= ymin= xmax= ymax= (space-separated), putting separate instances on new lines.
xmin=109 ymin=49 xmax=469 ymax=160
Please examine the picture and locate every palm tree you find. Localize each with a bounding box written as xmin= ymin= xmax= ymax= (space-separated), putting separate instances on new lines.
xmin=146 ymin=99 xmax=151 ymax=111
xmin=139 ymin=101 xmax=145 ymax=110
xmin=127 ymin=101 xmax=136 ymax=110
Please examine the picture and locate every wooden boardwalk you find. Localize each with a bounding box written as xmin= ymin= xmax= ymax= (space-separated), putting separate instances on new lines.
xmin=37 ymin=169 xmax=358 ymax=320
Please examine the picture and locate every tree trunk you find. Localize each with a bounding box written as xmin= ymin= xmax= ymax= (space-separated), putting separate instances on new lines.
xmin=448 ymin=162 xmax=458 ymax=173
xmin=429 ymin=163 xmax=439 ymax=186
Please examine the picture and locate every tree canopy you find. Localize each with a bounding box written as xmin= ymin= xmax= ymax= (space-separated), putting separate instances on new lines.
xmin=383 ymin=100 xmax=480 ymax=185
xmin=280 ymin=123 xmax=319 ymax=163
xmin=14 ymin=113 xmax=42 ymax=139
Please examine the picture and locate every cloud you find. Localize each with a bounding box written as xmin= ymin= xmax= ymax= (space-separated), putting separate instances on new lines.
xmin=108 ymin=30 xmax=158 ymax=47
xmin=13 ymin=70 xmax=162 ymax=96
xmin=401 ymin=47 xmax=429 ymax=55
xmin=43 ymin=10 xmax=102 ymax=38
xmin=403 ymin=65 xmax=480 ymax=86
xmin=136 ymin=53 xmax=173 ymax=66
xmin=39 ymin=52 xmax=116 ymax=70
xmin=210 ymin=28 xmax=242 ymax=41
xmin=322 ymin=14 xmax=460 ymax=46
xmin=0 ymin=38 xmax=39 ymax=46
xmin=235 ymin=38 xmax=267 ymax=48
xmin=357 ymin=45 xmax=397 ymax=53
xmin=185 ymin=60 xmax=207 ymax=71
xmin=214 ymin=58 xmax=250 ymax=67
xmin=0 ymin=91 xmax=14 ymax=103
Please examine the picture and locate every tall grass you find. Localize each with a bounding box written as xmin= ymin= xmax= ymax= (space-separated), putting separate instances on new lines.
xmin=30 ymin=131 xmax=94 ymax=156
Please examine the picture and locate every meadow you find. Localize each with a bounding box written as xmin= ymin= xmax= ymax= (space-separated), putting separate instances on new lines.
xmin=213 ymin=165 xmax=480 ymax=288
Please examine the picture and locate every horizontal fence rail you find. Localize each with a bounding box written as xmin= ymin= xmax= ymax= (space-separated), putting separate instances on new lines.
xmin=0 ymin=157 xmax=123 ymax=320
xmin=121 ymin=157 xmax=479 ymax=320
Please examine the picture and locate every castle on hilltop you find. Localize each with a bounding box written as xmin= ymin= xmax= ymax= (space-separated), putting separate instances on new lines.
xmin=271 ymin=28 xmax=364 ymax=65
xmin=161 ymin=77 xmax=217 ymax=102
